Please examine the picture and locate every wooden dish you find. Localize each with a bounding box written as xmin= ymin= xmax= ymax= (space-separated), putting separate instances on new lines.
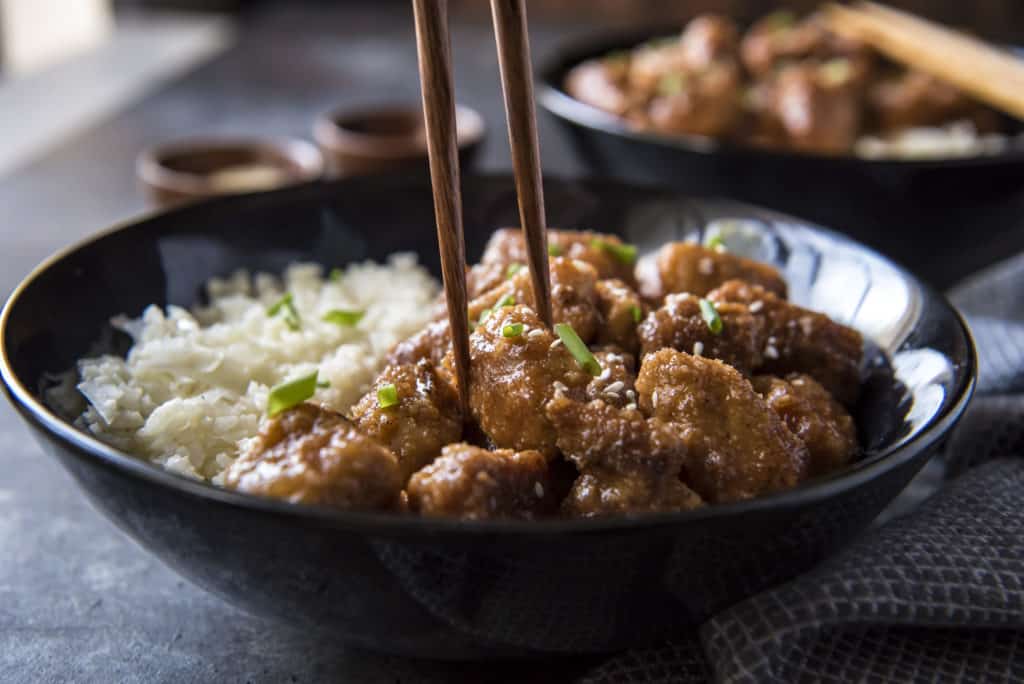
xmin=313 ymin=103 xmax=485 ymax=178
xmin=137 ymin=137 xmax=324 ymax=208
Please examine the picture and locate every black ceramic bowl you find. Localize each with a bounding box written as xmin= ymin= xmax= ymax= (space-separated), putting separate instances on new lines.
xmin=0 ymin=173 xmax=974 ymax=659
xmin=538 ymin=29 xmax=1024 ymax=288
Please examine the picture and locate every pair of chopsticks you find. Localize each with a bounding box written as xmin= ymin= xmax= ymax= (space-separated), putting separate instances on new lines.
xmin=412 ymin=0 xmax=552 ymax=416
xmin=824 ymin=2 xmax=1024 ymax=121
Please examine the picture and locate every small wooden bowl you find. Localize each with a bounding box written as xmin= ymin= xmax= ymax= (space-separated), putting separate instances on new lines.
xmin=314 ymin=103 xmax=485 ymax=177
xmin=137 ymin=137 xmax=325 ymax=207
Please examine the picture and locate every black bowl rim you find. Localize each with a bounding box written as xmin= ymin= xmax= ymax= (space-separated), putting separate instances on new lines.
xmin=537 ymin=25 xmax=1024 ymax=168
xmin=0 ymin=174 xmax=977 ymax=537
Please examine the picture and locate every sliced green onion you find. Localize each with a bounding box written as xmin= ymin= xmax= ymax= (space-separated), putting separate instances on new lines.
xmin=630 ymin=304 xmax=643 ymax=324
xmin=765 ymin=10 xmax=795 ymax=30
xmin=506 ymin=263 xmax=523 ymax=279
xmin=554 ymin=323 xmax=602 ymax=376
xmin=477 ymin=308 xmax=493 ymax=326
xmin=657 ymin=72 xmax=687 ymax=97
xmin=590 ymin=238 xmax=638 ymax=265
xmin=704 ymin=234 xmax=726 ymax=252
xmin=502 ymin=323 xmax=524 ymax=338
xmin=699 ymin=298 xmax=723 ymax=335
xmin=267 ymin=292 xmax=301 ymax=331
xmin=496 ymin=293 xmax=516 ymax=308
xmin=322 ymin=309 xmax=364 ymax=327
xmin=329 ymin=268 xmax=343 ymax=282
xmin=377 ymin=383 xmax=399 ymax=409
xmin=266 ymin=293 xmax=292 ymax=316
xmin=547 ymin=243 xmax=563 ymax=257
xmin=267 ymin=371 xmax=319 ymax=417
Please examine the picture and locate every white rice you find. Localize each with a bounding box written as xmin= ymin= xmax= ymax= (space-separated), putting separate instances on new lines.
xmin=854 ymin=120 xmax=1014 ymax=160
xmin=59 ymin=255 xmax=439 ymax=483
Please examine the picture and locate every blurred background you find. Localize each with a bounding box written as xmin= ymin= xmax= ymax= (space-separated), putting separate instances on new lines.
xmin=1 ymin=0 xmax=1023 ymax=296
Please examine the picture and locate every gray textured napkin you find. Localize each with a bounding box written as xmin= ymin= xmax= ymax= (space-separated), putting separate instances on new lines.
xmin=582 ymin=253 xmax=1024 ymax=684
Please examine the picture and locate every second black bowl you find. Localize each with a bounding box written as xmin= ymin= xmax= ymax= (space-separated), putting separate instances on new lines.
xmin=538 ymin=29 xmax=1024 ymax=289
xmin=0 ymin=174 xmax=974 ymax=659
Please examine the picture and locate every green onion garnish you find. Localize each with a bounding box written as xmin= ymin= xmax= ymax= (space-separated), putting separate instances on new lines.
xmin=657 ymin=72 xmax=687 ymax=97
xmin=590 ymin=238 xmax=638 ymax=265
xmin=329 ymin=268 xmax=343 ymax=282
xmin=554 ymin=323 xmax=602 ymax=376
xmin=547 ymin=243 xmax=563 ymax=257
xmin=377 ymin=383 xmax=399 ymax=408
xmin=705 ymin=234 xmax=726 ymax=252
xmin=496 ymin=294 xmax=516 ymax=308
xmin=267 ymin=371 xmax=319 ymax=417
xmin=477 ymin=308 xmax=492 ymax=326
xmin=765 ymin=10 xmax=795 ymax=30
xmin=699 ymin=298 xmax=723 ymax=335
xmin=506 ymin=263 xmax=522 ymax=279
xmin=630 ymin=304 xmax=643 ymax=323
xmin=267 ymin=293 xmax=301 ymax=330
xmin=502 ymin=323 xmax=524 ymax=338
xmin=322 ymin=309 xmax=364 ymax=327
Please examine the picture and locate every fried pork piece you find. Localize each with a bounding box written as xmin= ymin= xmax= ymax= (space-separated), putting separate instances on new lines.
xmin=407 ymin=443 xmax=554 ymax=520
xmin=638 ymin=292 xmax=765 ymax=374
xmin=679 ymin=14 xmax=740 ymax=71
xmin=868 ymin=70 xmax=999 ymax=134
xmin=636 ymin=349 xmax=809 ymax=503
xmin=466 ymin=261 xmax=509 ymax=299
xmin=770 ymin=63 xmax=861 ymax=155
xmin=563 ymin=470 xmax=703 ymax=517
xmin=636 ymin=242 xmax=787 ymax=302
xmin=480 ymin=228 xmax=636 ymax=285
xmin=647 ymin=61 xmax=742 ymax=138
xmin=708 ymin=280 xmax=863 ymax=407
xmin=224 ymin=403 xmax=402 ymax=510
xmin=752 ymin=374 xmax=858 ymax=477
xmin=385 ymin=319 xmax=450 ymax=367
xmin=455 ymin=305 xmax=592 ymax=456
xmin=471 ymin=256 xmax=602 ymax=343
xmin=565 ymin=58 xmax=634 ymax=117
xmin=595 ymin=278 xmax=644 ymax=354
xmin=740 ymin=12 xmax=871 ymax=77
xmin=350 ymin=360 xmax=462 ymax=481
xmin=586 ymin=348 xmax=637 ymax=408
xmin=545 ymin=396 xmax=702 ymax=517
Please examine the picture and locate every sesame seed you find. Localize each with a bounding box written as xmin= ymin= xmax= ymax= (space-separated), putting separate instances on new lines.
xmin=527 ymin=328 xmax=544 ymax=339
xmin=693 ymin=341 xmax=704 ymax=356
xmin=605 ymin=380 xmax=625 ymax=393
xmin=651 ymin=390 xmax=659 ymax=408
xmin=764 ymin=345 xmax=779 ymax=359
xmin=749 ymin=300 xmax=764 ymax=313
xmin=698 ymin=258 xmax=714 ymax=275
xmin=626 ymin=389 xmax=636 ymax=401
xmin=550 ymin=338 xmax=563 ymax=349
xmin=553 ymin=381 xmax=568 ymax=394
xmin=598 ymin=366 xmax=612 ymax=381
xmin=625 ymin=402 xmax=637 ymax=411
xmin=534 ymin=482 xmax=544 ymax=498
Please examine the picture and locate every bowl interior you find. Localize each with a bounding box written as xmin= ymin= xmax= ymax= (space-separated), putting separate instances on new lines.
xmin=1 ymin=173 xmax=973 ymax=527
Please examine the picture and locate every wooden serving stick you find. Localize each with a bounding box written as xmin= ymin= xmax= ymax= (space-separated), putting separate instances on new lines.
xmin=825 ymin=2 xmax=1024 ymax=120
xmin=489 ymin=0 xmax=554 ymax=328
xmin=412 ymin=0 xmax=472 ymax=418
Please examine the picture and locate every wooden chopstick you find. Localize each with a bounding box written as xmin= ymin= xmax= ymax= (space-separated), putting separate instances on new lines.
xmin=411 ymin=0 xmax=472 ymax=418
xmin=825 ymin=2 xmax=1024 ymax=120
xmin=489 ymin=0 xmax=554 ymax=328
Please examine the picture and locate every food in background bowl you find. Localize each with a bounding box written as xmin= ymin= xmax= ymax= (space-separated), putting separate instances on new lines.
xmin=53 ymin=226 xmax=865 ymax=520
xmin=563 ymin=10 xmax=1017 ymax=158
